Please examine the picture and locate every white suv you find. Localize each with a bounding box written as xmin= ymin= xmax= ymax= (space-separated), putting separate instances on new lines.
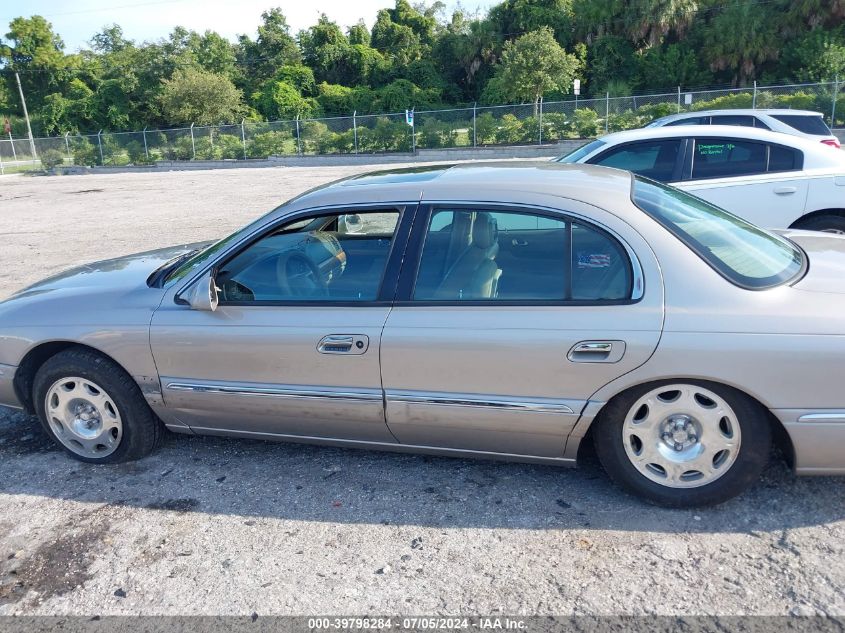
xmin=557 ymin=126 xmax=845 ymax=232
xmin=646 ymin=109 xmax=840 ymax=149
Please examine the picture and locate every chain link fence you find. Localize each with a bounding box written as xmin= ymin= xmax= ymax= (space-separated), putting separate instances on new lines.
xmin=1 ymin=81 xmax=843 ymax=172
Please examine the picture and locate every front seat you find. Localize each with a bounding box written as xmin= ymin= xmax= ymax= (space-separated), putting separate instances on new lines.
xmin=433 ymin=212 xmax=502 ymax=299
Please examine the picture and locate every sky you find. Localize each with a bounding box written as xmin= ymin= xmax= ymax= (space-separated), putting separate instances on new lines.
xmin=1 ymin=0 xmax=501 ymax=52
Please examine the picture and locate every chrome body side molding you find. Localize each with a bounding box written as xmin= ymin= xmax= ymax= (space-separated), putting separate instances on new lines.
xmin=165 ymin=382 xmax=383 ymax=403
xmin=385 ymin=390 xmax=581 ymax=415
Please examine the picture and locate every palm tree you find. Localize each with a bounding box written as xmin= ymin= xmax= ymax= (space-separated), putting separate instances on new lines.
xmin=623 ymin=0 xmax=700 ymax=48
xmin=703 ymin=3 xmax=778 ymax=86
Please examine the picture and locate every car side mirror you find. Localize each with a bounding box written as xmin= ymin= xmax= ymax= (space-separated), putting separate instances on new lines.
xmin=184 ymin=271 xmax=219 ymax=312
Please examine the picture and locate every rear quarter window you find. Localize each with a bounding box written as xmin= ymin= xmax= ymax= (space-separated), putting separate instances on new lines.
xmin=770 ymin=114 xmax=832 ymax=136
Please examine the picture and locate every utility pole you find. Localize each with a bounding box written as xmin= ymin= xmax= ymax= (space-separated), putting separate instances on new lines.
xmin=15 ymin=72 xmax=37 ymax=160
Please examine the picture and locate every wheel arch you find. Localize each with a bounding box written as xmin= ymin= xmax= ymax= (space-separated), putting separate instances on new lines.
xmin=789 ymin=208 xmax=845 ymax=229
xmin=13 ymin=341 xmax=131 ymax=414
xmin=574 ymin=377 xmax=795 ymax=468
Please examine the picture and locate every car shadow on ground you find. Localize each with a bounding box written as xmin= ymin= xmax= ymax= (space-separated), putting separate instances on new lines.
xmin=0 ymin=406 xmax=842 ymax=533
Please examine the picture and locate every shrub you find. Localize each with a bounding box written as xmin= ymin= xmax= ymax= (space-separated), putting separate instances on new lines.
xmin=474 ymin=112 xmax=498 ymax=145
xmin=72 ymin=140 xmax=99 ymax=166
xmin=248 ymin=130 xmax=295 ymax=157
xmin=542 ymin=112 xmax=570 ymax=141
xmin=634 ymin=102 xmax=678 ymax=123
xmin=216 ymin=134 xmax=245 ymax=159
xmin=690 ymin=92 xmax=753 ymax=111
xmin=40 ymin=148 xmax=65 ymax=170
xmin=572 ymin=108 xmax=602 ymax=138
xmin=494 ymin=114 xmax=524 ymax=144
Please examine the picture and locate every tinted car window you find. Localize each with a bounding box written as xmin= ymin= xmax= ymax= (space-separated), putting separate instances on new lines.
xmin=215 ymin=210 xmax=399 ymax=302
xmin=589 ymin=140 xmax=682 ymax=181
xmin=557 ymin=139 xmax=606 ymax=163
xmin=768 ymin=144 xmax=802 ymax=172
xmin=632 ymin=177 xmax=804 ymax=289
xmin=770 ymin=114 xmax=832 ymax=136
xmin=710 ymin=115 xmax=756 ymax=127
xmin=665 ymin=117 xmax=709 ymax=126
xmin=413 ymin=209 xmax=631 ymax=302
xmin=691 ymin=138 xmax=767 ymax=179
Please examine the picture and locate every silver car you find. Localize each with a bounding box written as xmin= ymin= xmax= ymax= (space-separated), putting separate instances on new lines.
xmin=1 ymin=163 xmax=843 ymax=507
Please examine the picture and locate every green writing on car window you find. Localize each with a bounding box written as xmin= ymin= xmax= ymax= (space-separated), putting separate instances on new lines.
xmin=697 ymin=143 xmax=735 ymax=156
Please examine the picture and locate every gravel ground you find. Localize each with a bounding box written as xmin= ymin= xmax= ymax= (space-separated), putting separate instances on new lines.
xmin=0 ymin=167 xmax=843 ymax=617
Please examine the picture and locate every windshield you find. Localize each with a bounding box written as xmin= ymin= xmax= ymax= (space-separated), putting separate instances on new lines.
xmin=164 ymin=214 xmax=274 ymax=285
xmin=631 ymin=176 xmax=805 ymax=290
xmin=556 ymin=139 xmax=605 ymax=163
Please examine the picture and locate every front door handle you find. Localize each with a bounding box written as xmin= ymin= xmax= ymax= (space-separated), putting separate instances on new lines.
xmin=774 ymin=186 xmax=797 ymax=195
xmin=567 ymin=340 xmax=626 ymax=363
xmin=317 ymin=334 xmax=369 ymax=355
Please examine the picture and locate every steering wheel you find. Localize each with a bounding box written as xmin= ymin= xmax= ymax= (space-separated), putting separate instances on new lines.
xmin=276 ymin=251 xmax=328 ymax=298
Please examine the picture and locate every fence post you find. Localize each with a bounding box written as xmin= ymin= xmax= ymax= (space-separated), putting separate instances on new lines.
xmin=241 ymin=118 xmax=247 ymax=159
xmin=189 ymin=123 xmax=196 ymax=160
xmin=411 ymin=108 xmax=416 ymax=154
xmin=8 ymin=131 xmax=16 ymax=161
xmin=605 ymin=92 xmax=610 ymax=132
xmin=64 ymin=132 xmax=71 ymax=163
xmin=295 ymin=115 xmax=302 ymax=155
xmin=97 ymin=130 xmax=104 ymax=165
xmin=353 ymin=111 xmax=358 ymax=154
xmin=832 ymin=75 xmax=840 ymax=128
xmin=0 ymin=143 xmax=4 ymax=175
xmin=472 ymin=102 xmax=477 ymax=147
xmin=142 ymin=127 xmax=149 ymax=159
xmin=752 ymin=81 xmax=757 ymax=109
xmin=677 ymin=86 xmax=681 ymax=113
xmin=538 ymin=97 xmax=544 ymax=145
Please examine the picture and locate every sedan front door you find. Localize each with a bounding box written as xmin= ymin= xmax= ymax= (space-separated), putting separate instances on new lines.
xmin=150 ymin=205 xmax=414 ymax=442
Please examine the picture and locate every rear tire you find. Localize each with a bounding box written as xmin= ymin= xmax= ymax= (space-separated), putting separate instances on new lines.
xmin=33 ymin=347 xmax=162 ymax=463
xmin=792 ymin=214 xmax=845 ymax=234
xmin=593 ymin=380 xmax=770 ymax=507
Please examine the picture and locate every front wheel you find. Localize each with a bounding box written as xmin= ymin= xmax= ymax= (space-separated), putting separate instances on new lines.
xmin=593 ymin=381 xmax=770 ymax=507
xmin=33 ymin=347 xmax=163 ymax=463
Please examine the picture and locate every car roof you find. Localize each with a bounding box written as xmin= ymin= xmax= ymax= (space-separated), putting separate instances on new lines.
xmin=598 ymin=124 xmax=828 ymax=147
xmin=653 ymin=109 xmax=824 ymax=125
xmin=286 ymin=162 xmax=635 ymax=211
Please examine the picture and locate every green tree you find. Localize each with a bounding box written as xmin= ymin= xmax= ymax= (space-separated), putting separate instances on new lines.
xmin=159 ymin=68 xmax=244 ymax=125
xmin=490 ymin=27 xmax=580 ymax=110
xmin=702 ymin=2 xmax=778 ymax=86
xmin=256 ymin=81 xmax=317 ymax=120
xmin=1 ymin=16 xmax=69 ymax=112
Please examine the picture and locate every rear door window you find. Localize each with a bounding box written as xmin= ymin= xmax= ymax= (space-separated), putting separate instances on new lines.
xmin=588 ymin=139 xmax=682 ymax=182
xmin=710 ymin=115 xmax=756 ymax=127
xmin=690 ymin=138 xmax=767 ymax=179
xmin=770 ymin=114 xmax=832 ymax=136
xmin=767 ymin=144 xmax=803 ymax=172
xmin=666 ymin=116 xmax=709 ymax=126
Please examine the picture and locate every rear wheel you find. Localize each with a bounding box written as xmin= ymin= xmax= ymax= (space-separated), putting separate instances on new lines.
xmin=33 ymin=348 xmax=162 ymax=463
xmin=593 ymin=381 xmax=770 ymax=507
xmin=792 ymin=214 xmax=845 ymax=234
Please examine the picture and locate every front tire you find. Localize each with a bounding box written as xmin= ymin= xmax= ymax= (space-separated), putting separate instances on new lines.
xmin=593 ymin=380 xmax=770 ymax=507
xmin=33 ymin=347 xmax=162 ymax=463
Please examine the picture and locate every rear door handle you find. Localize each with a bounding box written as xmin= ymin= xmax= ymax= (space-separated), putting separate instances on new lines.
xmin=317 ymin=334 xmax=369 ymax=355
xmin=774 ymin=186 xmax=797 ymax=195
xmin=567 ymin=340 xmax=626 ymax=363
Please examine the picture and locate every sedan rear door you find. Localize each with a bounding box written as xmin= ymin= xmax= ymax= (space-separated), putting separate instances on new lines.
xmin=677 ymin=136 xmax=809 ymax=228
xmin=379 ymin=201 xmax=664 ymax=459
